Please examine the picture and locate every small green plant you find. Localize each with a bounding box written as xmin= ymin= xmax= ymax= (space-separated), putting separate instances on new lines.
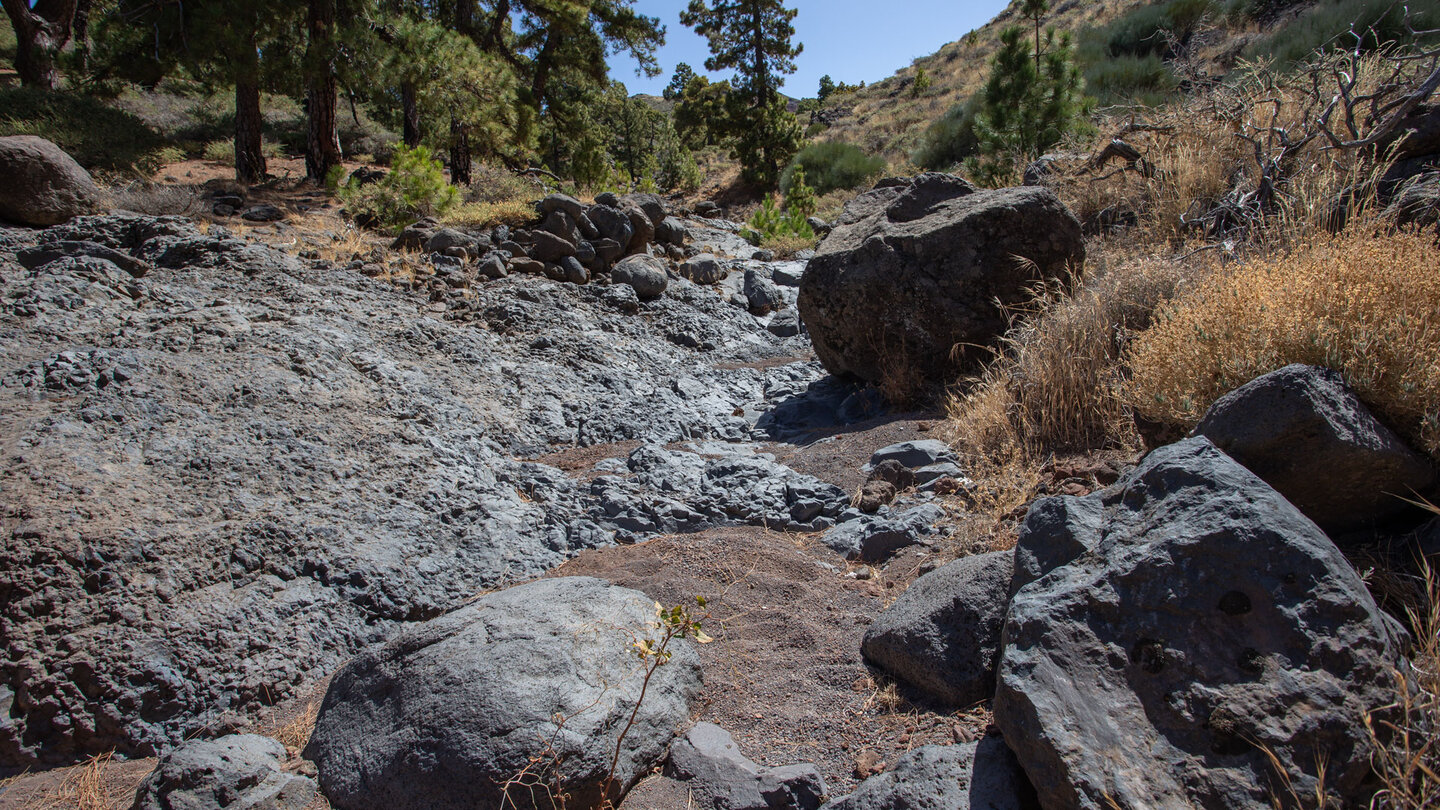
xmin=911 ymin=67 xmax=933 ymax=98
xmin=784 ymin=164 xmax=816 ymax=218
xmin=337 ymin=144 xmax=458 ymax=231
xmin=742 ymin=194 xmax=815 ymax=247
xmin=599 ymin=599 xmax=712 ymax=808
xmin=203 ymin=139 xmax=235 ymax=163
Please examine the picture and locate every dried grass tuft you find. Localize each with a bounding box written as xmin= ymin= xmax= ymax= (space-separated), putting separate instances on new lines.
xmin=1125 ymin=229 xmax=1440 ymax=459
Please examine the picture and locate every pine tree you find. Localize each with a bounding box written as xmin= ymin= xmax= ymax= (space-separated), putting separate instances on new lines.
xmin=970 ymin=15 xmax=1086 ymax=184
xmin=680 ymin=0 xmax=805 ymax=188
xmin=817 ymin=74 xmax=835 ymax=100
xmin=664 ymin=62 xmax=696 ymax=100
xmin=305 ymin=0 xmax=344 ymax=183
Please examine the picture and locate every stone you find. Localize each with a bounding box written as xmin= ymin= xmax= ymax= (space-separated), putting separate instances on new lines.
xmin=509 ymin=257 xmax=546 ymax=275
xmin=599 ymin=282 xmax=640 ymax=314
xmin=695 ymin=201 xmax=722 ymax=218
xmin=622 ymin=202 xmax=657 ymax=255
xmin=612 ymin=255 xmax=668 ymax=300
xmin=241 ymin=204 xmax=286 ymax=223
xmin=1008 ymin=494 xmax=1102 ymax=595
xmin=0 ymin=136 xmax=101 ymax=226
xmin=867 ymin=440 xmax=957 ymax=472
xmin=529 ymin=229 xmax=576 ymax=262
xmin=771 ymin=263 xmax=805 ymax=287
xmin=744 ymin=269 xmax=783 ymax=316
xmin=540 ymin=209 xmax=581 ymax=245
xmin=820 ymin=740 xmax=1038 ymax=810
xmin=594 ymin=191 xmax=621 ymax=208
xmin=424 ymin=228 xmax=481 ymax=258
xmin=594 ymin=237 xmax=626 ymax=265
xmin=539 ymin=193 xmax=586 ymax=220
xmin=130 ymin=734 xmax=315 ymax=810
xmin=657 ymin=216 xmax=688 ymax=246
xmin=589 ymin=204 xmax=635 ymax=248
xmin=767 ymin=309 xmax=802 ymax=338
xmin=861 ymin=551 xmax=1012 ymax=708
xmin=478 ymin=252 xmax=509 ymax=280
xmin=575 ymin=240 xmax=598 ymax=268
xmin=821 ymin=504 xmax=944 ymax=562
xmin=18 ymin=240 xmax=152 ymax=278
xmin=559 ymin=256 xmax=589 ymax=285
xmin=306 ymin=577 xmax=702 ymax=810
xmin=391 ymin=219 xmax=439 ymax=251
xmin=995 ymin=437 xmax=1409 ymax=810
xmin=1193 ymin=364 xmax=1436 ymax=536
xmin=621 ymin=192 xmax=668 ymax=228
xmin=806 ymin=217 xmax=832 ymax=237
xmin=666 ymin=722 xmax=827 ymax=810
xmin=866 ymin=460 xmax=915 ymax=491
xmin=855 ymin=480 xmax=896 ymax=513
xmin=681 ymin=254 xmax=728 ymax=285
xmin=798 ymin=175 xmax=1084 ymax=383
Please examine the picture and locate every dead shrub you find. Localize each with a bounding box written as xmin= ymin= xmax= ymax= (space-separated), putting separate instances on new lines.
xmin=1125 ymin=229 xmax=1440 ymax=459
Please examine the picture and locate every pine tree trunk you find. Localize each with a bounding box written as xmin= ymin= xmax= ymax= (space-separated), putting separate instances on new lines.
xmin=450 ymin=118 xmax=472 ymax=187
xmin=402 ymin=82 xmax=421 ymax=148
xmin=73 ymin=0 xmax=91 ymax=75
xmin=3 ymin=0 xmax=76 ymax=89
xmin=305 ymin=0 xmax=343 ymax=183
xmin=235 ymin=77 xmax=267 ymax=185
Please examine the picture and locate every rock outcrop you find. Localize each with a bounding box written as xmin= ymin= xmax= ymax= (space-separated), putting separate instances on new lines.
xmin=666 ymin=722 xmax=827 ymax=810
xmin=995 ymin=437 xmax=1409 ymax=809
xmin=306 ymin=577 xmax=702 ymax=810
xmin=0 ymin=136 xmax=101 ymax=227
xmin=798 ymin=174 xmax=1084 ymax=383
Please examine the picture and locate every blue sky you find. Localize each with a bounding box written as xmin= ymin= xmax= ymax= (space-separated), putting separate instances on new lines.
xmin=610 ymin=0 xmax=1011 ymax=98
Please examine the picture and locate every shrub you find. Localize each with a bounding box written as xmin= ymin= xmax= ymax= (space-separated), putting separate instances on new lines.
xmin=1126 ymin=230 xmax=1440 ymax=459
xmin=913 ymin=99 xmax=981 ymax=171
xmin=0 ymin=87 xmax=169 ymax=175
xmin=466 ymin=163 xmax=536 ymax=205
xmin=742 ymin=194 xmax=815 ymax=246
xmin=783 ymin=164 xmax=816 ymax=218
xmin=1242 ymin=0 xmax=1440 ymax=66
xmin=338 ymin=144 xmax=458 ymax=231
xmin=202 ymin=139 xmax=234 ymax=163
xmin=779 ymin=141 xmax=885 ymax=196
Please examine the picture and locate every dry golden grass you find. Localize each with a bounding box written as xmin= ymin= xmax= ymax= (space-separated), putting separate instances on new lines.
xmin=947 ymin=245 xmax=1201 ymax=461
xmin=1126 ymin=229 xmax=1440 ymax=459
xmin=1367 ymin=513 xmax=1440 ymax=810
xmin=443 ymin=199 xmax=537 ymax=230
xmin=759 ymin=232 xmax=820 ymax=260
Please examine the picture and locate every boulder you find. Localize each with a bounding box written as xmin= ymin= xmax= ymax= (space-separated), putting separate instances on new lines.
xmin=424 ymin=227 xmax=481 ymax=258
xmin=305 ymin=577 xmax=703 ymax=810
xmin=867 ymin=440 xmax=957 ymax=471
xmin=695 ymin=201 xmax=722 ymax=218
xmin=622 ymin=201 xmax=657 ymax=254
xmin=1193 ymin=364 xmax=1436 ymax=536
xmin=797 ymin=174 xmax=1084 ymax=383
xmin=622 ymin=192 xmax=668 ymax=228
xmin=477 ymin=252 xmax=508 ymax=280
xmin=241 ymin=204 xmax=286 ymax=223
xmin=559 ymin=256 xmax=589 ymax=285
xmin=820 ymin=740 xmax=1038 ymax=810
xmin=861 ymin=551 xmax=1013 ymax=708
xmin=612 ymin=255 xmax=669 ymax=300
xmin=539 ymin=193 xmax=586 ymax=220
xmin=130 ymin=734 xmax=315 ymax=810
xmin=768 ymin=310 xmax=802 ymax=338
xmin=855 ymin=480 xmax=896 ymax=513
xmin=995 ymin=437 xmax=1409 ymax=810
xmin=657 ymin=216 xmax=688 ymax=246
xmin=821 ymin=504 xmax=944 ymax=562
xmin=744 ymin=268 xmax=784 ymax=316
xmin=1008 ymin=494 xmax=1102 ymax=595
xmin=529 ymin=229 xmax=577 ymax=262
xmin=681 ymin=254 xmax=728 ymax=285
xmin=589 ymin=204 xmax=635 ymax=246
xmin=0 ymin=136 xmax=101 ymax=226
xmin=390 ymin=219 xmax=438 ymax=251
xmin=540 ymin=209 xmax=582 ymax=245
xmin=666 ymin=722 xmax=827 ymax=810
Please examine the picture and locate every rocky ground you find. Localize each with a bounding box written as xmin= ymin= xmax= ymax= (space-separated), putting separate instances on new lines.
xmin=0 ymin=198 xmax=979 ymax=806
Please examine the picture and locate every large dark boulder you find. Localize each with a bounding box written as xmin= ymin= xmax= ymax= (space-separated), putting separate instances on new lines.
xmin=130 ymin=734 xmax=315 ymax=810
xmin=0 ymin=136 xmax=102 ymax=227
xmin=305 ymin=577 xmax=702 ymax=810
xmin=995 ymin=437 xmax=1409 ymax=810
xmin=1193 ymin=364 xmax=1436 ymax=536
xmin=798 ymin=174 xmax=1084 ymax=383
xmin=861 ymin=550 xmax=1012 ymax=708
xmin=820 ymin=740 xmax=1038 ymax=810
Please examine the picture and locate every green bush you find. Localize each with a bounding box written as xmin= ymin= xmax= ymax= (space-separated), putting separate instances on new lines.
xmin=1102 ymin=0 xmax=1216 ymax=58
xmin=0 ymin=87 xmax=170 ymax=175
xmin=338 ymin=144 xmax=458 ymax=231
xmin=913 ymin=98 xmax=981 ymax=171
xmin=1242 ymin=0 xmax=1440 ymax=66
xmin=1081 ymin=51 xmax=1178 ymax=106
xmin=779 ymin=141 xmax=885 ymax=196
